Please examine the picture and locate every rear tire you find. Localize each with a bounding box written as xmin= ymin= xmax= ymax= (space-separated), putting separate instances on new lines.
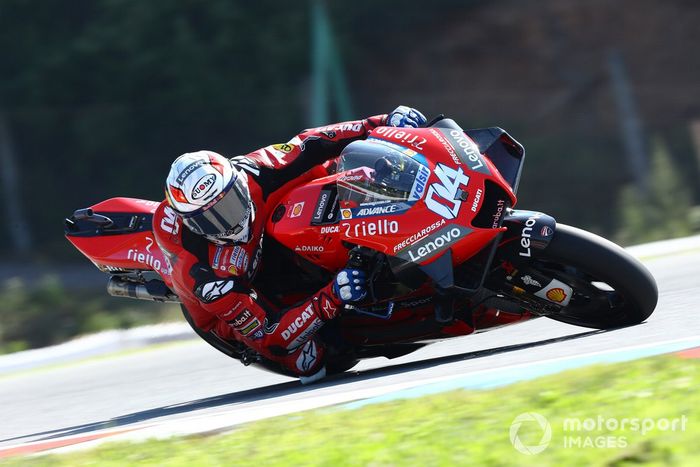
xmin=534 ymin=224 xmax=658 ymax=329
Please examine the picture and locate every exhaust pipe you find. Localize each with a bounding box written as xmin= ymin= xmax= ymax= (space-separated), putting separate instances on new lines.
xmin=107 ymin=277 xmax=181 ymax=303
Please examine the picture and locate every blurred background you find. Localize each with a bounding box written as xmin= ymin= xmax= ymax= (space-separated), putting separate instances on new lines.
xmin=1 ymin=0 xmax=698 ymax=352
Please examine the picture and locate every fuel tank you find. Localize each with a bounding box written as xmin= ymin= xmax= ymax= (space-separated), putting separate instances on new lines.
xmin=265 ymin=174 xmax=349 ymax=272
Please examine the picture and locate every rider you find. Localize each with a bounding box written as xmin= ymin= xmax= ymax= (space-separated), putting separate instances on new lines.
xmin=153 ymin=106 xmax=427 ymax=383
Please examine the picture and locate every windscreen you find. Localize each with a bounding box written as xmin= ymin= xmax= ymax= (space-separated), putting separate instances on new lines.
xmin=336 ymin=139 xmax=430 ymax=206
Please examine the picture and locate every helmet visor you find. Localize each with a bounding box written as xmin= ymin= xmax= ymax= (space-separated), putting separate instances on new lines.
xmin=180 ymin=173 xmax=250 ymax=239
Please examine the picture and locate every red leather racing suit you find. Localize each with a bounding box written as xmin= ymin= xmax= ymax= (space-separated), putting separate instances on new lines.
xmin=153 ymin=115 xmax=387 ymax=376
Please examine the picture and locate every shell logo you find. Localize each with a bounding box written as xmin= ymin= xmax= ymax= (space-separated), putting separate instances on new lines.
xmin=289 ymin=201 xmax=305 ymax=218
xmin=341 ymin=208 xmax=352 ymax=219
xmin=546 ymin=288 xmax=567 ymax=303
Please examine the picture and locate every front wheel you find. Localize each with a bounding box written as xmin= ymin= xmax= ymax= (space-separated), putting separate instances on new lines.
xmin=526 ymin=224 xmax=658 ymax=329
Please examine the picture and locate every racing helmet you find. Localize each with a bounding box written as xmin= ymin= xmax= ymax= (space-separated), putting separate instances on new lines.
xmin=165 ymin=151 xmax=253 ymax=243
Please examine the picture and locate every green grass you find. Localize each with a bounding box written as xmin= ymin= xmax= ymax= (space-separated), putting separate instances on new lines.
xmin=3 ymin=353 xmax=699 ymax=466
xmin=0 ymin=276 xmax=182 ymax=354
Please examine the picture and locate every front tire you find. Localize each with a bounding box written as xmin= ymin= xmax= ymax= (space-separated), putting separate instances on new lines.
xmin=532 ymin=224 xmax=658 ymax=328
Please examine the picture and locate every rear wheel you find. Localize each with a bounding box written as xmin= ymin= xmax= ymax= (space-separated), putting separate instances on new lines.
xmin=527 ymin=224 xmax=658 ymax=329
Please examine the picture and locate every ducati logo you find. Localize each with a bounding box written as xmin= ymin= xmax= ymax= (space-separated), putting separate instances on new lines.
xmin=281 ymin=307 xmax=316 ymax=341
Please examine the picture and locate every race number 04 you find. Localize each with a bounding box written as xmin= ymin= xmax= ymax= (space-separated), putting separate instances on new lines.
xmin=425 ymin=163 xmax=470 ymax=219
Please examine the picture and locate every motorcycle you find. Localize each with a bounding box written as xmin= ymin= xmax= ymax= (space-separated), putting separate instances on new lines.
xmin=64 ymin=116 xmax=658 ymax=376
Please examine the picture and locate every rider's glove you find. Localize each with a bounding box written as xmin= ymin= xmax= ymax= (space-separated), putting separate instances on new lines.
xmin=333 ymin=268 xmax=367 ymax=303
xmin=387 ymin=105 xmax=427 ymax=128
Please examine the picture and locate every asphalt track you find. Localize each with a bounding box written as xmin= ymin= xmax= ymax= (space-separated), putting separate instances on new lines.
xmin=1 ymin=247 xmax=699 ymax=452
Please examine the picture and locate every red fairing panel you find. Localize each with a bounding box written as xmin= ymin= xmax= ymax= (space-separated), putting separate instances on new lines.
xmin=337 ymin=126 xmax=516 ymax=267
xmin=66 ymin=197 xmax=173 ymax=285
xmin=265 ymin=174 xmax=349 ymax=273
xmin=267 ymin=125 xmax=518 ymax=275
xmin=69 ymin=232 xmax=171 ymax=275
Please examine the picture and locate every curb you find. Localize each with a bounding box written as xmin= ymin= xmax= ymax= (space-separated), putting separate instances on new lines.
xmin=0 ymin=322 xmax=195 ymax=375
xmin=5 ymin=336 xmax=700 ymax=459
xmin=343 ymin=336 xmax=700 ymax=409
xmin=625 ymin=234 xmax=700 ymax=258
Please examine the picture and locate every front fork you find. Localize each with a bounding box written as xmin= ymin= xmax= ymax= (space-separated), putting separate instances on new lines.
xmin=487 ymin=209 xmax=573 ymax=313
xmin=500 ymin=209 xmax=557 ymax=259
xmin=422 ymin=209 xmax=562 ymax=322
xmin=347 ymin=209 xmax=566 ymax=323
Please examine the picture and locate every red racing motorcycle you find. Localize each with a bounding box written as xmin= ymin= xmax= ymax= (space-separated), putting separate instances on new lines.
xmin=65 ymin=116 xmax=658 ymax=376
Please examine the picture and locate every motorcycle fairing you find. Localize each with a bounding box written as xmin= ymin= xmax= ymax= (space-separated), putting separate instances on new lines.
xmin=64 ymin=197 xmax=172 ymax=281
xmin=336 ymin=124 xmax=517 ymax=268
xmin=463 ymin=126 xmax=525 ymax=193
xmin=499 ymin=210 xmax=557 ymax=261
xmin=265 ymin=174 xmax=349 ymax=272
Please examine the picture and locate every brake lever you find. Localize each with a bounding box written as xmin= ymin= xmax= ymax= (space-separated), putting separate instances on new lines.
xmin=424 ymin=114 xmax=446 ymax=128
xmin=348 ymin=246 xmax=399 ymax=308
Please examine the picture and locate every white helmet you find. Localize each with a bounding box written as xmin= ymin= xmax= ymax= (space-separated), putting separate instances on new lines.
xmin=165 ymin=151 xmax=253 ymax=243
